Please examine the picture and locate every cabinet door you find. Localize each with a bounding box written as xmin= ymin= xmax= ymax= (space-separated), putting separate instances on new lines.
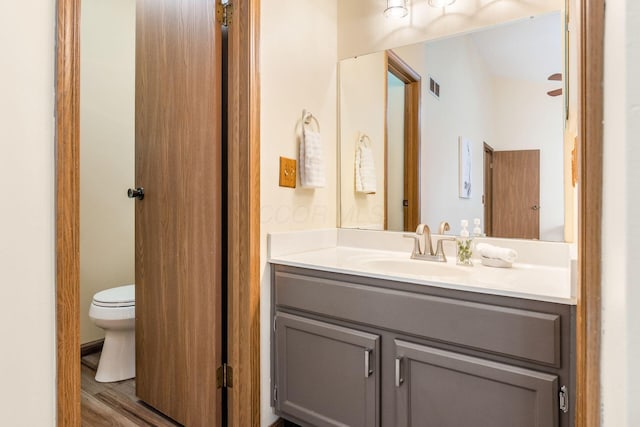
xmin=394 ymin=340 xmax=558 ymax=427
xmin=275 ymin=313 xmax=380 ymax=427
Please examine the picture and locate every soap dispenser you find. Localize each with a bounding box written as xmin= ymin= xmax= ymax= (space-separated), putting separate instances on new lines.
xmin=472 ymin=218 xmax=483 ymax=237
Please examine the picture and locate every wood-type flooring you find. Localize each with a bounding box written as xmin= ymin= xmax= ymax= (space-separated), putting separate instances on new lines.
xmin=81 ymin=352 xmax=181 ymax=426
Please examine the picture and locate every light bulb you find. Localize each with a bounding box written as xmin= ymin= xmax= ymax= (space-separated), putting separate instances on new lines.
xmin=384 ymin=0 xmax=408 ymax=18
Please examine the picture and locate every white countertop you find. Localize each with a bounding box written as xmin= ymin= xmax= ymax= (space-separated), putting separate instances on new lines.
xmin=268 ymin=230 xmax=576 ymax=305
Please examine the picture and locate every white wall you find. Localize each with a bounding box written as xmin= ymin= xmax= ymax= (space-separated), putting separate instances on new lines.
xmin=601 ymin=0 xmax=640 ymax=425
xmin=490 ymin=77 xmax=565 ymax=241
xmin=337 ymin=0 xmax=564 ymax=59
xmin=626 ymin=2 xmax=640 ymax=421
xmin=394 ymin=37 xmax=491 ymax=233
xmin=0 ymin=1 xmax=56 ymax=426
xmin=339 ymin=53 xmax=386 ymax=229
xmin=260 ymin=1 xmax=338 ymax=425
xmin=80 ymin=0 xmax=136 ymax=344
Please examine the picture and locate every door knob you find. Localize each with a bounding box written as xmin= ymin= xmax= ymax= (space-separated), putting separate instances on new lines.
xmin=531 ymin=205 xmax=540 ymax=211
xmin=128 ymin=187 xmax=144 ymax=200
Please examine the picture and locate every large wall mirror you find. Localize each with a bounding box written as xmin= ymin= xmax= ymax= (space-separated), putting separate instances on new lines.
xmin=339 ymin=11 xmax=572 ymax=242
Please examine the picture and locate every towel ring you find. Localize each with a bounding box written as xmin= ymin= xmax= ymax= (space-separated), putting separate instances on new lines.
xmin=359 ymin=134 xmax=372 ymax=148
xmin=302 ymin=109 xmax=320 ymax=132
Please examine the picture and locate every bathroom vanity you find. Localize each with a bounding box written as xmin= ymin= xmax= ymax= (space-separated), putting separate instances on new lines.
xmin=269 ymin=230 xmax=576 ymax=427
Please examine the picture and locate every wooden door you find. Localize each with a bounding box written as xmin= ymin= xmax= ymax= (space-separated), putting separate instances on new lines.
xmin=274 ymin=313 xmax=380 ymax=427
xmin=492 ymin=150 xmax=540 ymax=239
xmin=394 ymin=340 xmax=558 ymax=427
xmin=134 ymin=0 xmax=222 ymax=425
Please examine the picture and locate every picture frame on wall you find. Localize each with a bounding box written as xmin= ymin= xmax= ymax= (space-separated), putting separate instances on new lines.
xmin=459 ymin=137 xmax=472 ymax=198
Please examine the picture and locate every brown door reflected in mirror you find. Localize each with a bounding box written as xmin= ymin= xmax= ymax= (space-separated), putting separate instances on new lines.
xmin=491 ymin=150 xmax=541 ymax=240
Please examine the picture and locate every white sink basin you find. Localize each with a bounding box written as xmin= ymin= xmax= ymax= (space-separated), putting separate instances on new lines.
xmin=357 ymin=258 xmax=472 ymax=279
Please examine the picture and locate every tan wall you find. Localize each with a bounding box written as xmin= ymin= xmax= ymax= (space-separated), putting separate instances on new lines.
xmin=259 ymin=0 xmax=338 ymax=424
xmin=79 ymin=0 xmax=136 ymax=344
xmin=0 ymin=1 xmax=56 ymax=425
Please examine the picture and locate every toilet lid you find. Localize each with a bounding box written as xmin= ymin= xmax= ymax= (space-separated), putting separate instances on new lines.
xmin=92 ymin=284 xmax=135 ymax=308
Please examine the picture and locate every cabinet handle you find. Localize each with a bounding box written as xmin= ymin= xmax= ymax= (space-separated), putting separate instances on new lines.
xmin=395 ymin=357 xmax=404 ymax=387
xmin=364 ymin=349 xmax=373 ymax=378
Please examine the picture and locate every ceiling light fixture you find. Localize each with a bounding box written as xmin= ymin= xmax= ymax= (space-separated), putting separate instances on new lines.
xmin=428 ymin=0 xmax=456 ymax=7
xmin=384 ymin=0 xmax=409 ymax=18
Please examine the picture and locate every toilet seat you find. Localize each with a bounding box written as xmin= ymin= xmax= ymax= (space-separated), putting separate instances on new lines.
xmin=92 ymin=284 xmax=135 ymax=308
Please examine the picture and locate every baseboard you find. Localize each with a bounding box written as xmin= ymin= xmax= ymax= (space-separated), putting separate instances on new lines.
xmin=80 ymin=339 xmax=104 ymax=357
xmin=268 ymin=418 xmax=285 ymax=427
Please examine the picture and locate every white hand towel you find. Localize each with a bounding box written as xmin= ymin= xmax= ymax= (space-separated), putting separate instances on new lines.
xmin=475 ymin=243 xmax=518 ymax=263
xmin=299 ymin=128 xmax=326 ymax=188
xmin=355 ymin=140 xmax=376 ymax=194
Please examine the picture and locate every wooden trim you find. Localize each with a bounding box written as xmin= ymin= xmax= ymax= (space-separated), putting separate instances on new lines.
xmin=483 ymin=143 xmax=494 ymax=237
xmin=80 ymin=339 xmax=105 ymax=357
xmin=56 ymin=0 xmax=81 ymax=425
xmin=403 ymin=80 xmax=420 ymax=232
xmin=576 ymin=0 xmax=604 ymax=425
xmin=386 ymin=50 xmax=420 ymax=232
xmin=227 ymin=0 xmax=261 ymax=425
xmin=387 ymin=50 xmax=421 ymax=83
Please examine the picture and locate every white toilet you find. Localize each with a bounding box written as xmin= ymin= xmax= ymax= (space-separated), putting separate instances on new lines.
xmin=89 ymin=284 xmax=136 ymax=383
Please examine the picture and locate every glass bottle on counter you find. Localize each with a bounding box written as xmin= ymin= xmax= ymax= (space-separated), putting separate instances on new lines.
xmin=457 ymin=220 xmax=473 ymax=266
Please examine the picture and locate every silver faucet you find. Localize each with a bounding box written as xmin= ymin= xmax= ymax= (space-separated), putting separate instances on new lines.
xmin=403 ymin=221 xmax=456 ymax=262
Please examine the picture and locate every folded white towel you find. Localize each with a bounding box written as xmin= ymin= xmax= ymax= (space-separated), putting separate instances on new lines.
xmin=475 ymin=243 xmax=518 ymax=263
xmin=299 ymin=128 xmax=326 ymax=188
xmin=355 ymin=138 xmax=376 ymax=194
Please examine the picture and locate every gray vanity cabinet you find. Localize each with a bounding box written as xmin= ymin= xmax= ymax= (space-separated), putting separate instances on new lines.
xmin=271 ymin=264 xmax=575 ymax=427
xmin=394 ymin=340 xmax=558 ymax=427
xmin=274 ymin=312 xmax=380 ymax=427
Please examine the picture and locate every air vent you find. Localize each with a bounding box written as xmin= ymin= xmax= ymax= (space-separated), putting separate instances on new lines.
xmin=429 ymin=76 xmax=440 ymax=99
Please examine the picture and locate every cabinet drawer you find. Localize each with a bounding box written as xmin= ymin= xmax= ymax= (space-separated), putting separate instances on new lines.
xmin=275 ymin=270 xmax=561 ymax=366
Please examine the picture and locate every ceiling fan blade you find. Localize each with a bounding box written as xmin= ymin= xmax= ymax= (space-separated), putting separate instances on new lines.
xmin=547 ymin=88 xmax=563 ymax=97
xmin=548 ymin=73 xmax=562 ymax=81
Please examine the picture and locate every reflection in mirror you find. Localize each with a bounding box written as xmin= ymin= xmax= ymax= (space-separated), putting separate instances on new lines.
xmin=339 ymin=12 xmax=567 ymax=241
xmin=387 ymin=72 xmax=406 ymax=231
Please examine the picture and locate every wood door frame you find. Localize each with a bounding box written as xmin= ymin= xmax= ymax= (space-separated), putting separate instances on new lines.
xmin=577 ymin=0 xmax=604 ymax=424
xmin=226 ymin=0 xmax=261 ymax=425
xmin=54 ymin=0 xmax=261 ymax=425
xmin=483 ymin=143 xmax=494 ymax=237
xmin=385 ymin=50 xmax=421 ymax=232
xmin=56 ymin=0 xmax=81 ymax=424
